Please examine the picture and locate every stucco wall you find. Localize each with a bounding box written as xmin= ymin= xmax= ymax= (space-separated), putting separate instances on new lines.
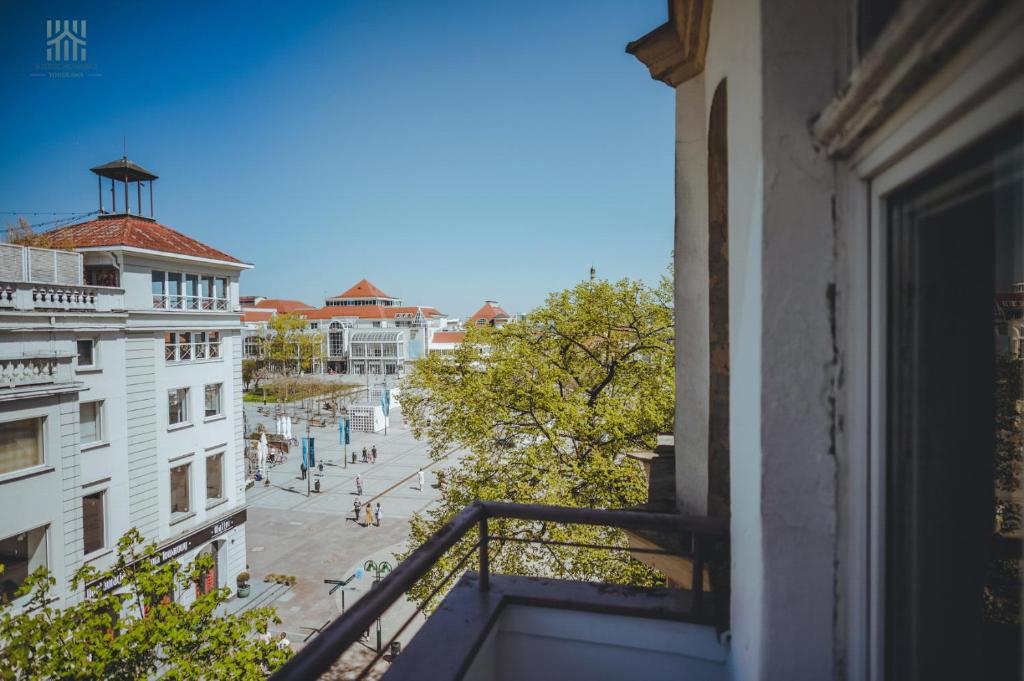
xmin=677 ymin=0 xmax=765 ymax=677
xmin=757 ymin=0 xmax=840 ymax=677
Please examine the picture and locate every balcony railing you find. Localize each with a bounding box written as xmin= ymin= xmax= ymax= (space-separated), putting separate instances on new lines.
xmin=152 ymin=295 xmax=229 ymax=311
xmin=165 ymin=341 xmax=222 ymax=363
xmin=0 ymin=356 xmax=74 ymax=389
xmin=0 ymin=282 xmax=124 ymax=312
xmin=270 ymin=501 xmax=728 ymax=681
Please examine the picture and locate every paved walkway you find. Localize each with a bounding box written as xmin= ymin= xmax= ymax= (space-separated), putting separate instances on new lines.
xmin=238 ymin=396 xmax=462 ymax=660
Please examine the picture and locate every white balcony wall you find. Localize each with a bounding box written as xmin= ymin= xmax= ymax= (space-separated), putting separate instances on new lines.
xmin=462 ymin=606 xmax=726 ymax=681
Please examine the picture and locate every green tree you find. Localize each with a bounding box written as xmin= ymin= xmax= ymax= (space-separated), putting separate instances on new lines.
xmin=399 ymin=277 xmax=674 ymax=608
xmin=265 ymin=313 xmax=323 ymax=375
xmin=0 ymin=529 xmax=290 ymax=680
xmin=242 ymin=357 xmax=269 ymax=392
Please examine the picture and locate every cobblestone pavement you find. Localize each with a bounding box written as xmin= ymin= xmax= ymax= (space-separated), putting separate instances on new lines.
xmin=239 ymin=395 xmax=462 ymax=668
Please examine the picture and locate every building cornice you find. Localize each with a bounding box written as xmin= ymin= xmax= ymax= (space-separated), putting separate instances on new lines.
xmin=76 ymin=245 xmax=254 ymax=270
xmin=626 ymin=0 xmax=713 ymax=87
xmin=812 ymin=0 xmax=1012 ymax=158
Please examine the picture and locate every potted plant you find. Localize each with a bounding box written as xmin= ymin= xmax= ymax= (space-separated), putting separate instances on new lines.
xmin=236 ymin=571 xmax=251 ymax=598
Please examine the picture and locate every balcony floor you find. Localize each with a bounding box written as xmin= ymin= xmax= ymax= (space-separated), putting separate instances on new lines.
xmin=380 ymin=573 xmax=726 ymax=681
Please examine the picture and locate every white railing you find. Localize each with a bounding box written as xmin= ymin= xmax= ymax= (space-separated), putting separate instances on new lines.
xmin=0 ymin=356 xmax=73 ymax=389
xmin=152 ymin=295 xmax=229 ymax=311
xmin=0 ymin=281 xmax=123 ymax=312
xmin=165 ymin=341 xmax=222 ymax=363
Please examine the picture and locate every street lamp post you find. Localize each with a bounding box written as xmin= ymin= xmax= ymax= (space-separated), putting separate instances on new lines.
xmin=340 ymin=406 xmax=349 ymax=469
xmin=364 ymin=560 xmax=393 ymax=652
xmin=305 ymin=424 xmax=311 ymax=497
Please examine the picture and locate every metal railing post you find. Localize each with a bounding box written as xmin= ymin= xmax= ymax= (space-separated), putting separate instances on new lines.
xmin=691 ymin=535 xmax=705 ymax=617
xmin=479 ymin=516 xmax=489 ymax=591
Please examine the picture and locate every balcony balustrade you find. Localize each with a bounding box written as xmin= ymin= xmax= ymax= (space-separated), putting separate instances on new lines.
xmin=0 ymin=281 xmax=124 ymax=312
xmin=270 ymin=501 xmax=728 ymax=681
xmin=165 ymin=340 xmax=222 ymax=363
xmin=152 ymin=294 xmax=229 ymax=311
xmin=0 ymin=355 xmax=75 ymax=390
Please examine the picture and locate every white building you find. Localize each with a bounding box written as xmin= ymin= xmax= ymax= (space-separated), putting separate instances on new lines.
xmin=428 ymin=331 xmax=466 ymax=356
xmin=241 ymin=279 xmax=451 ymax=375
xmin=0 ymin=158 xmax=251 ymax=609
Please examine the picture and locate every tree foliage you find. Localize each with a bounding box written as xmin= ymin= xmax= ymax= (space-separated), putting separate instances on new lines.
xmin=264 ymin=313 xmax=323 ymax=375
xmin=242 ymin=357 xmax=269 ymax=392
xmin=0 ymin=529 xmax=289 ymax=680
xmin=3 ymin=217 xmax=73 ymax=249
xmin=399 ymin=277 xmax=674 ymax=608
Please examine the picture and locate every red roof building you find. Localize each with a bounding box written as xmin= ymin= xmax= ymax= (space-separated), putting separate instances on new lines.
xmin=252 ymin=298 xmax=315 ymax=313
xmin=432 ymin=331 xmax=466 ymax=344
xmin=325 ymin=279 xmax=401 ymax=307
xmin=241 ymin=310 xmax=274 ymax=323
xmin=45 ymin=215 xmax=245 ymax=265
xmin=468 ymin=301 xmax=511 ymax=327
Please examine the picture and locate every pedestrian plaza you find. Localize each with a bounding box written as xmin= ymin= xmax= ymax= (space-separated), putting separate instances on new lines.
xmin=241 ymin=398 xmax=462 ymax=653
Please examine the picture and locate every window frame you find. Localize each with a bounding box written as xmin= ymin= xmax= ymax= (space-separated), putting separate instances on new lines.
xmin=0 ymin=416 xmax=46 ymax=479
xmin=167 ymin=387 xmax=191 ymax=429
xmin=169 ymin=462 xmax=193 ymax=522
xmin=203 ymin=383 xmax=223 ymax=420
xmin=843 ymin=47 xmax=1024 ymax=681
xmin=81 ymin=489 xmax=107 ymax=557
xmin=0 ymin=525 xmax=48 ymax=603
xmin=79 ymin=400 xmax=104 ymax=448
xmin=205 ymin=452 xmax=225 ymax=507
xmin=76 ymin=338 xmax=97 ymax=370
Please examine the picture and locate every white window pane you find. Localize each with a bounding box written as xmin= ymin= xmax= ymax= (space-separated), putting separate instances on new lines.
xmin=80 ymin=402 xmax=99 ymax=444
xmin=0 ymin=418 xmax=43 ymax=475
xmin=168 ymin=388 xmax=188 ymax=425
xmin=170 ymin=464 xmax=190 ymax=515
xmin=204 ymin=384 xmax=221 ymax=417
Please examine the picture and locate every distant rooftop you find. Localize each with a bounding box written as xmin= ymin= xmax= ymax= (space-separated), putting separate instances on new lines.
xmin=331 ymin=278 xmax=397 ymax=300
xmin=252 ymin=298 xmax=315 ymax=313
xmin=469 ymin=300 xmax=511 ymax=321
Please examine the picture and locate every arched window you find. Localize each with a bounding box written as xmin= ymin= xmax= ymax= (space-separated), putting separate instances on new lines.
xmin=707 ymin=80 xmax=729 ymax=519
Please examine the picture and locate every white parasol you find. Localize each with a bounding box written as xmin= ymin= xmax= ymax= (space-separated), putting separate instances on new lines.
xmin=258 ymin=432 xmax=268 ymax=477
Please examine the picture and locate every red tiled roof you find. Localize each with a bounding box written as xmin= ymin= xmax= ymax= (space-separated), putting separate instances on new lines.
xmin=45 ymin=215 xmax=244 ymax=264
xmin=468 ymin=301 xmax=510 ymax=321
xmin=331 ymin=279 xmax=396 ymax=300
xmin=242 ymin=310 xmax=274 ymax=323
xmin=432 ymin=331 xmax=466 ymax=344
xmin=253 ymin=299 xmax=315 ymax=312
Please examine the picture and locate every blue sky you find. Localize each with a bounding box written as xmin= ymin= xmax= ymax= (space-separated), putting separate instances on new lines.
xmin=0 ymin=1 xmax=673 ymax=319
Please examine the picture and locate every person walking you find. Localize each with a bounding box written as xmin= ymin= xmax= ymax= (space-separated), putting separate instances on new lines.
xmin=371 ymin=445 xmax=378 ymax=462
xmin=353 ymin=498 xmax=362 ymax=523
xmin=417 ymin=468 xmax=425 ymax=491
xmin=356 ymin=473 xmax=363 ymax=496
xmin=374 ymin=502 xmax=383 ymax=527
xmin=361 ymin=446 xmax=368 ymax=463
xmin=299 ymin=462 xmax=307 ymax=480
xmin=363 ymin=503 xmax=374 ymax=527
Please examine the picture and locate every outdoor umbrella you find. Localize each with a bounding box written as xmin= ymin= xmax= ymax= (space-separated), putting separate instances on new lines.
xmin=258 ymin=432 xmax=268 ymax=477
